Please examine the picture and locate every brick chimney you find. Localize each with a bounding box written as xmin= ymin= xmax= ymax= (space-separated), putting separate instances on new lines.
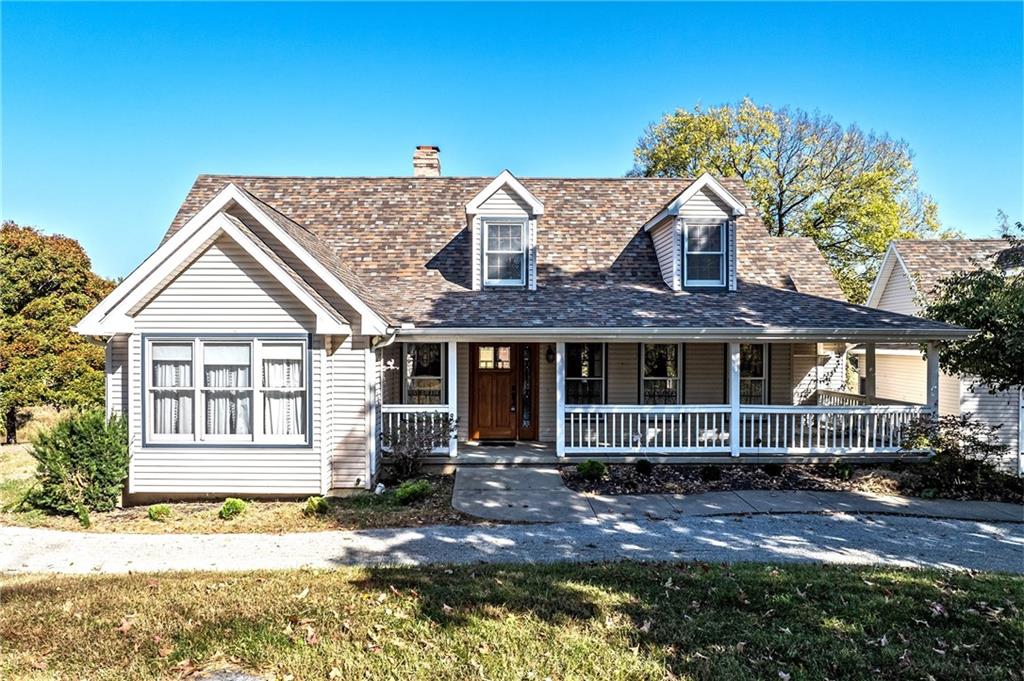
xmin=412 ymin=145 xmax=441 ymax=177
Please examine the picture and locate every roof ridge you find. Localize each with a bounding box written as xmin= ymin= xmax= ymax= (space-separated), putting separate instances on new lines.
xmin=197 ymin=173 xmax=705 ymax=182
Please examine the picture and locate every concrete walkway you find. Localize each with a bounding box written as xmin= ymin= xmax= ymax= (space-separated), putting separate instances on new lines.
xmin=452 ymin=466 xmax=1024 ymax=523
xmin=3 ymin=513 xmax=1022 ymax=575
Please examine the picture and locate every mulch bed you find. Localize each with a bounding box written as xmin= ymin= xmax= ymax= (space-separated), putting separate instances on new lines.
xmin=561 ymin=462 xmax=1024 ymax=504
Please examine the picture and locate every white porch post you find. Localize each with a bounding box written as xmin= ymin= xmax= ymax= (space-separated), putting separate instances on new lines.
xmin=926 ymin=342 xmax=940 ymax=417
xmin=447 ymin=341 xmax=458 ymax=458
xmin=556 ymin=341 xmax=566 ymax=458
xmin=728 ymin=342 xmax=741 ymax=457
xmin=865 ymin=342 xmax=877 ymax=398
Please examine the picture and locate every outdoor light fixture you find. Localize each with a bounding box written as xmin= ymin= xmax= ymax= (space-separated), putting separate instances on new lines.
xmin=545 ymin=345 xmax=555 ymax=363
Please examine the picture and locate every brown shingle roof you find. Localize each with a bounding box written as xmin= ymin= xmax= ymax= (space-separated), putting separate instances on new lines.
xmin=894 ymin=239 xmax=1010 ymax=301
xmin=162 ymin=175 xmax=958 ymax=333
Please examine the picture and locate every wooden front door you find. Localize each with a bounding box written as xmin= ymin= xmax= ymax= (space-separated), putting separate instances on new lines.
xmin=470 ymin=343 xmax=539 ymax=441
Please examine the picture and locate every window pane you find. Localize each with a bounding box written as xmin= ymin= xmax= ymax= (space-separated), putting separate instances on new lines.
xmin=644 ymin=379 xmax=678 ymax=405
xmin=478 ymin=346 xmax=495 ymax=369
xmin=204 ymin=344 xmax=251 ymax=388
xmin=567 ymin=379 xmax=603 ymax=404
xmin=688 ymin=224 xmax=722 ymax=252
xmin=263 ymin=358 xmax=302 ymax=388
xmin=686 ymin=254 xmax=723 ymax=283
xmin=495 ymin=346 xmax=511 ymax=369
xmin=486 ymin=253 xmax=523 ymax=282
xmin=567 ymin=343 xmax=603 ymax=379
xmin=152 ymin=344 xmax=192 ymax=388
xmin=740 ymin=345 xmax=765 ymax=378
xmin=153 ymin=392 xmax=193 ymax=434
xmin=644 ymin=344 xmax=677 ymax=379
xmin=408 ymin=378 xmax=443 ymax=405
xmin=264 ymin=391 xmax=305 ymax=435
xmin=205 ymin=393 xmax=252 ymax=435
xmin=740 ymin=379 xmax=765 ymax=405
xmin=412 ymin=344 xmax=442 ymax=377
xmin=487 ymin=223 xmax=523 ymax=251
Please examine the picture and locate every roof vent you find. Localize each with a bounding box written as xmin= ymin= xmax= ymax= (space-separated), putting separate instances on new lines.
xmin=412 ymin=146 xmax=441 ymax=177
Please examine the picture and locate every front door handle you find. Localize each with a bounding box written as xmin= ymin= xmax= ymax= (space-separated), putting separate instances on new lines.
xmin=510 ymin=384 xmax=516 ymax=412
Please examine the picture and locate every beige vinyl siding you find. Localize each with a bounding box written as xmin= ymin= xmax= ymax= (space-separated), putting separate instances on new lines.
xmin=106 ymin=334 xmax=130 ymax=417
xmin=939 ymin=372 xmax=960 ymax=416
xmin=607 ymin=343 xmax=639 ymax=404
xmin=457 ymin=343 xmax=470 ymax=441
xmin=872 ymin=352 xmax=957 ymax=413
xmin=769 ymin=344 xmax=793 ymax=405
xmin=791 ymin=343 xmax=820 ymax=404
xmin=538 ymin=349 xmax=556 ymax=442
xmin=649 ymin=220 xmax=679 ymax=290
xmin=685 ymin=343 xmax=726 ymax=403
xmin=328 ymin=334 xmax=371 ymax=490
xmin=961 ymin=384 xmax=1021 ymax=472
xmin=876 ymin=261 xmax=920 ymax=316
xmin=133 ymin=237 xmax=315 ymax=332
xmin=472 ymin=186 xmax=534 ymax=291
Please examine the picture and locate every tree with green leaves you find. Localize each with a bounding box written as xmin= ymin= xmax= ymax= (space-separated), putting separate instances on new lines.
xmin=925 ymin=221 xmax=1023 ymax=392
xmin=631 ymin=99 xmax=953 ymax=301
xmin=0 ymin=221 xmax=114 ymax=443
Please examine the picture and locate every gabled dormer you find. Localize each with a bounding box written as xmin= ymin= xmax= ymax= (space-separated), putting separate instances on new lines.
xmin=642 ymin=173 xmax=746 ymax=292
xmin=466 ymin=170 xmax=544 ymax=291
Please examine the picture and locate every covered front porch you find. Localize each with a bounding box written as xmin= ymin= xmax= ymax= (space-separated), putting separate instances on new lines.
xmin=375 ymin=335 xmax=942 ymax=465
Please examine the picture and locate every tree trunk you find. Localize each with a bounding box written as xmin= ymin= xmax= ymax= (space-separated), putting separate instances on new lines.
xmin=4 ymin=406 xmax=17 ymax=445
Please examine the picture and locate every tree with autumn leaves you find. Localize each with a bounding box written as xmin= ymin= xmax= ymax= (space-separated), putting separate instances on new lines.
xmin=0 ymin=221 xmax=114 ymax=443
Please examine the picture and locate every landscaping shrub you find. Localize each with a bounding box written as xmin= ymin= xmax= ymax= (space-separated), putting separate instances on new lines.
xmin=699 ymin=465 xmax=722 ymax=482
xmin=577 ymin=459 xmax=607 ymax=481
xmin=393 ymin=479 xmax=432 ymax=505
xmin=903 ymin=415 xmax=1020 ymax=500
xmin=762 ymin=463 xmax=784 ymax=477
xmin=635 ymin=459 xmax=654 ymax=477
xmin=303 ymin=495 xmax=330 ymax=516
xmin=27 ymin=410 xmax=129 ymax=526
xmin=219 ymin=498 xmax=247 ymax=520
xmin=831 ymin=462 xmax=854 ymax=480
xmin=382 ymin=415 xmax=458 ymax=480
xmin=147 ymin=504 xmax=171 ymax=522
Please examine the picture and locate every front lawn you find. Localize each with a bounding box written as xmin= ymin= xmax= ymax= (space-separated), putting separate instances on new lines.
xmin=1 ymin=562 xmax=1020 ymax=680
xmin=0 ymin=468 xmax=468 ymax=533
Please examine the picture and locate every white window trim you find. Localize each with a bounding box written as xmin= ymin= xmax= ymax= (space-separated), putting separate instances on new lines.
xmin=482 ymin=217 xmax=528 ymax=287
xmin=565 ymin=342 xmax=606 ymax=405
xmin=641 ymin=343 xmax=683 ymax=405
xmin=683 ymin=220 xmax=727 ymax=287
xmin=401 ymin=342 xmax=446 ymax=405
xmin=144 ymin=336 xmax=308 ymax=446
xmin=739 ymin=343 xmax=769 ymax=405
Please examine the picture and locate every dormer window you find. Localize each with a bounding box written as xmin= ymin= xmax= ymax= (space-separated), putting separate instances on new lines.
xmin=683 ymin=222 xmax=726 ymax=287
xmin=483 ymin=219 xmax=527 ymax=287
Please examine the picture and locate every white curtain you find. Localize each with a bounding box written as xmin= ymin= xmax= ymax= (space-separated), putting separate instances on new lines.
xmin=205 ymin=365 xmax=252 ymax=435
xmin=153 ymin=360 xmax=192 ymax=434
xmin=263 ymin=359 xmax=303 ymax=435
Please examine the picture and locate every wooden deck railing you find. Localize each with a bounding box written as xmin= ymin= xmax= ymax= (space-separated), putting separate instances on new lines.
xmin=815 ymin=389 xmax=922 ymax=408
xmin=564 ymin=405 xmax=731 ymax=455
xmin=380 ymin=405 xmax=452 ymax=453
xmin=738 ymin=405 xmax=926 ymax=455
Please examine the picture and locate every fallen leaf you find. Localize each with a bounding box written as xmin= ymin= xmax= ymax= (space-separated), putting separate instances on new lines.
xmin=292 ymin=587 xmax=309 ymax=600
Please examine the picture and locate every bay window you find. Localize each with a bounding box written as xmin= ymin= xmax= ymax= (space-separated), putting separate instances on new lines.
xmin=145 ymin=336 xmax=309 ymax=445
xmin=566 ymin=343 xmax=605 ymax=404
xmin=684 ymin=222 xmax=726 ymax=287
xmin=642 ymin=343 xmax=680 ymax=404
xmin=483 ymin=219 xmax=527 ymax=286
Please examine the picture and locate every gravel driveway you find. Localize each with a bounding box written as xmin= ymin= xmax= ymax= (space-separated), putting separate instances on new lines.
xmin=3 ymin=512 xmax=1022 ymax=575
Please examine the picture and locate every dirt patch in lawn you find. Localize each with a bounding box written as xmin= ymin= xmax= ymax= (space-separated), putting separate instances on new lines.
xmin=562 ymin=462 xmax=1024 ymax=504
xmin=0 ymin=475 xmax=475 ymax=534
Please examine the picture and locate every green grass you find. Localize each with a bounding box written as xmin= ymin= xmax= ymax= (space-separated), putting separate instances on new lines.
xmin=1 ymin=561 xmax=1020 ymax=680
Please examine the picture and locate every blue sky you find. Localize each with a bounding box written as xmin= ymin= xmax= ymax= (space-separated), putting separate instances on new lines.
xmin=2 ymin=2 xmax=1022 ymax=279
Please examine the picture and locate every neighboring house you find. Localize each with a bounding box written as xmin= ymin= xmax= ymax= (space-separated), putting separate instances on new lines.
xmin=76 ymin=147 xmax=970 ymax=498
xmin=863 ymin=239 xmax=1023 ymax=473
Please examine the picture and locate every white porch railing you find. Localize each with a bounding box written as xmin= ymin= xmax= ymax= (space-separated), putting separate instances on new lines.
xmin=563 ymin=403 xmax=927 ymax=456
xmin=564 ymin=405 xmax=731 ymax=455
xmin=739 ymin=405 xmax=926 ymax=455
xmin=816 ymin=389 xmax=921 ymax=408
xmin=380 ymin=405 xmax=453 ymax=454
